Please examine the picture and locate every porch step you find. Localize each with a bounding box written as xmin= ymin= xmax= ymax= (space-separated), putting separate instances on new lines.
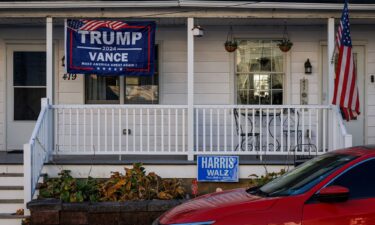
xmin=0 ymin=172 xmax=25 ymax=214
xmin=0 ymin=165 xmax=23 ymax=174
xmin=0 ymin=213 xmax=27 ymax=225
xmin=0 ymin=199 xmax=24 ymax=214
xmin=0 ymin=173 xmax=23 ymax=186
xmin=0 ymin=188 xmax=23 ymax=200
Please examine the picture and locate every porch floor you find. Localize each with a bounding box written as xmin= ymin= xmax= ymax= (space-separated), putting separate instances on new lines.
xmin=0 ymin=152 xmax=313 ymax=165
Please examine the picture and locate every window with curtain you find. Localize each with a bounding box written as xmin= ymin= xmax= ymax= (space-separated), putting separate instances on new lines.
xmin=85 ymin=75 xmax=120 ymax=104
xmin=85 ymin=46 xmax=159 ymax=104
xmin=236 ymin=40 xmax=284 ymax=105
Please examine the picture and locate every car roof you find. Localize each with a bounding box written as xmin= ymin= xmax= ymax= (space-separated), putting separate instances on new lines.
xmin=332 ymin=145 xmax=375 ymax=157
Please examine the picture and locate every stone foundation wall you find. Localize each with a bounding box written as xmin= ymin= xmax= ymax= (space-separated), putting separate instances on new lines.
xmin=27 ymin=199 xmax=184 ymax=225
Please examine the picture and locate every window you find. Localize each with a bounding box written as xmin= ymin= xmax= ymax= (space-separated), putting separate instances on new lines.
xmin=85 ymin=46 xmax=159 ymax=104
xmin=254 ymin=153 xmax=357 ymax=197
xmin=86 ymin=76 xmax=120 ymax=104
xmin=13 ymin=52 xmax=46 ymax=120
xmin=328 ymin=158 xmax=375 ymax=199
xmin=236 ymin=40 xmax=284 ymax=105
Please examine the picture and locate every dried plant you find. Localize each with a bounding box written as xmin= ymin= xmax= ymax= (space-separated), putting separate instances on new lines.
xmin=39 ymin=163 xmax=185 ymax=202
xmin=100 ymin=163 xmax=185 ymax=201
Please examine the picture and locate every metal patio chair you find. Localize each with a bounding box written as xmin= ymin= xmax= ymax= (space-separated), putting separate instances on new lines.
xmin=233 ymin=109 xmax=260 ymax=151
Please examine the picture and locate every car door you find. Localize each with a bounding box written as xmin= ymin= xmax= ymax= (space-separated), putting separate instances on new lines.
xmin=302 ymin=158 xmax=375 ymax=225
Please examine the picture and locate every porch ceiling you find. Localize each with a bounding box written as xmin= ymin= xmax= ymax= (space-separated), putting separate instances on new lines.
xmin=0 ymin=17 xmax=375 ymax=27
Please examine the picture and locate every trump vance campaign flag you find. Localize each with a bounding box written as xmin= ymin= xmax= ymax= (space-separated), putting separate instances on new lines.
xmin=332 ymin=0 xmax=360 ymax=121
xmin=65 ymin=19 xmax=156 ymax=76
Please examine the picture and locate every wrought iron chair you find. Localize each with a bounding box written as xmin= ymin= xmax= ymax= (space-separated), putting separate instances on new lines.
xmin=233 ymin=109 xmax=260 ymax=151
xmin=282 ymin=109 xmax=302 ymax=152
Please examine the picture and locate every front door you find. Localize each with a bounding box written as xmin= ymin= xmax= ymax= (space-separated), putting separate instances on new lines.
xmin=321 ymin=45 xmax=366 ymax=146
xmin=6 ymin=44 xmax=46 ymax=150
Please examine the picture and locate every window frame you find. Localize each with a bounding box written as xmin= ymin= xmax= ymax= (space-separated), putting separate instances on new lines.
xmin=84 ymin=45 xmax=160 ymax=105
xmin=234 ymin=39 xmax=286 ymax=105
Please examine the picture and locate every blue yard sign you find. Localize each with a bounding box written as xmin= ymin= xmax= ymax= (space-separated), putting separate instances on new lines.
xmin=197 ymin=156 xmax=239 ymax=182
xmin=65 ymin=19 xmax=156 ymax=76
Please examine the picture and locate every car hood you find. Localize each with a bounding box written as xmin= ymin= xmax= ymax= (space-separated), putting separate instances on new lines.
xmin=159 ymin=188 xmax=278 ymax=224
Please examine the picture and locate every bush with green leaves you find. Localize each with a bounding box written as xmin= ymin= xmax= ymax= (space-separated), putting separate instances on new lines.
xmin=39 ymin=170 xmax=100 ymax=202
xmin=39 ymin=163 xmax=185 ymax=203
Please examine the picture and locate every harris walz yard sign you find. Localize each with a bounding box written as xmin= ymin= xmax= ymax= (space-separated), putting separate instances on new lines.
xmin=65 ymin=19 xmax=156 ymax=76
xmin=197 ymin=156 xmax=239 ymax=182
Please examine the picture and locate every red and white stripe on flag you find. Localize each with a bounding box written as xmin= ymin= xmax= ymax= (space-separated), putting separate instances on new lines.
xmin=80 ymin=20 xmax=127 ymax=31
xmin=332 ymin=0 xmax=360 ymax=121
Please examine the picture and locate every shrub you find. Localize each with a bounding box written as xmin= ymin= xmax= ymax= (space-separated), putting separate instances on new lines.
xmin=39 ymin=163 xmax=185 ymax=202
xmin=39 ymin=170 xmax=100 ymax=202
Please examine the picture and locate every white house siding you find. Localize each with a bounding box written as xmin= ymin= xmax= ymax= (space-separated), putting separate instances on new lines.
xmin=1 ymin=22 xmax=375 ymax=150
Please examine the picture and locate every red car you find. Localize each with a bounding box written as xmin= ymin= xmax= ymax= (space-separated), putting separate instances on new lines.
xmin=155 ymin=146 xmax=375 ymax=225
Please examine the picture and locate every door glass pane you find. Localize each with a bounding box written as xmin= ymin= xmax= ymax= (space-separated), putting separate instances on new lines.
xmin=85 ymin=75 xmax=120 ymax=104
xmin=14 ymin=88 xmax=46 ymax=120
xmin=13 ymin=52 xmax=46 ymax=86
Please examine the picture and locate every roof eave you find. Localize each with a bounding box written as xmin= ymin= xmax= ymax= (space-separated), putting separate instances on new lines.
xmin=0 ymin=1 xmax=374 ymax=11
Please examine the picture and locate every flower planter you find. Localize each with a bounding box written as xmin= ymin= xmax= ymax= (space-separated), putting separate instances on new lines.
xmin=278 ymin=44 xmax=292 ymax=52
xmin=278 ymin=39 xmax=293 ymax=53
xmin=224 ymin=42 xmax=237 ymax=52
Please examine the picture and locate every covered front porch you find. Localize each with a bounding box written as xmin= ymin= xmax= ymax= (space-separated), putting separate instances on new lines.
xmin=22 ymin=16 xmax=353 ymax=158
xmin=15 ymin=15 xmax=359 ymax=210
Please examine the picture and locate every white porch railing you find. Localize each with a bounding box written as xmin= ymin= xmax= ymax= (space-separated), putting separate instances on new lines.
xmin=49 ymin=103 xmax=350 ymax=157
xmin=194 ymin=105 xmax=331 ymax=155
xmin=52 ymin=104 xmax=188 ymax=155
xmin=23 ymin=98 xmax=53 ymax=214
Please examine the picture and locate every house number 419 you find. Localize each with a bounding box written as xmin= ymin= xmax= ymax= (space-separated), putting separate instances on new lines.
xmin=63 ymin=73 xmax=77 ymax=80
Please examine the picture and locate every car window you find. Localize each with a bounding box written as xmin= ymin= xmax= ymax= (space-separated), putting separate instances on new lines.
xmin=257 ymin=153 xmax=357 ymax=197
xmin=328 ymin=158 xmax=375 ymax=199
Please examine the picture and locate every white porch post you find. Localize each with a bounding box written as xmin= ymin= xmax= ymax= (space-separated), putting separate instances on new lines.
xmin=328 ymin=18 xmax=335 ymax=105
xmin=187 ymin=18 xmax=194 ymax=161
xmin=328 ymin=17 xmax=336 ymax=150
xmin=46 ymin=16 xmax=53 ymax=103
xmin=46 ymin=17 xmax=54 ymax=156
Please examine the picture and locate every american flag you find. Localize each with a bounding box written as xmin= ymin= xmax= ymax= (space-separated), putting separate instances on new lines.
xmin=332 ymin=0 xmax=360 ymax=121
xmin=67 ymin=19 xmax=127 ymax=31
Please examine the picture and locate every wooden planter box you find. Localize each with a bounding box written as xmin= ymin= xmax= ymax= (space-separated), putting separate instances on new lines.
xmin=27 ymin=199 xmax=184 ymax=225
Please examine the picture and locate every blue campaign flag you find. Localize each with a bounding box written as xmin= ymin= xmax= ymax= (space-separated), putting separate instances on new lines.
xmin=197 ymin=156 xmax=239 ymax=182
xmin=65 ymin=19 xmax=156 ymax=76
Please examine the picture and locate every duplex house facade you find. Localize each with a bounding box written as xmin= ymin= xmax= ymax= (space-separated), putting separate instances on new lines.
xmin=0 ymin=0 xmax=374 ymax=223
